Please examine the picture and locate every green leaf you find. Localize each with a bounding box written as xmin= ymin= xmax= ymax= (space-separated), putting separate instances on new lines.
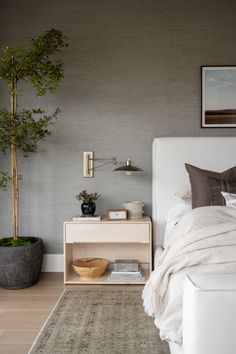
xmin=0 ymin=171 xmax=11 ymax=190
xmin=0 ymin=29 xmax=68 ymax=96
xmin=0 ymin=107 xmax=59 ymax=156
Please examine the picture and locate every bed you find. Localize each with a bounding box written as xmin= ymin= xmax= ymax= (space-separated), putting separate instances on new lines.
xmin=144 ymin=137 xmax=236 ymax=354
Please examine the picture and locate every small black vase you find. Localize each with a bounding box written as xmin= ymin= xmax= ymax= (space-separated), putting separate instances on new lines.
xmin=81 ymin=202 xmax=96 ymax=216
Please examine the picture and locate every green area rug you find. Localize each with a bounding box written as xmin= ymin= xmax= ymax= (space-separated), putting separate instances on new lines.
xmin=29 ymin=289 xmax=169 ymax=354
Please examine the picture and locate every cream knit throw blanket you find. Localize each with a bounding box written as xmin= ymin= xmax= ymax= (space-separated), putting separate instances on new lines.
xmin=142 ymin=206 xmax=236 ymax=344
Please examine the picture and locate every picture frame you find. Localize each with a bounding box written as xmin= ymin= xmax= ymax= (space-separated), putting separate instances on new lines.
xmin=201 ymin=66 xmax=236 ymax=128
xmin=107 ymin=209 xmax=128 ymax=221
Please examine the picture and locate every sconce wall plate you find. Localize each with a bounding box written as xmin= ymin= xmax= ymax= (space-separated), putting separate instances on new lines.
xmin=83 ymin=151 xmax=94 ymax=177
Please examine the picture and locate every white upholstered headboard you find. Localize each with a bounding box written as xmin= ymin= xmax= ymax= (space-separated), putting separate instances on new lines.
xmin=152 ymin=137 xmax=236 ymax=248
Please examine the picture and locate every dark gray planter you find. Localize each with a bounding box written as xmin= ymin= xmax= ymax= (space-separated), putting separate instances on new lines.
xmin=0 ymin=237 xmax=43 ymax=290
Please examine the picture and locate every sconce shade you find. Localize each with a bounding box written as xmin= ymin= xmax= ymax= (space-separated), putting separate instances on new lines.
xmin=113 ymin=159 xmax=143 ymax=172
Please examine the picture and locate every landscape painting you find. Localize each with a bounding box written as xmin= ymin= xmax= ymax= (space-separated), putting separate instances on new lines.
xmin=202 ymin=66 xmax=236 ymax=127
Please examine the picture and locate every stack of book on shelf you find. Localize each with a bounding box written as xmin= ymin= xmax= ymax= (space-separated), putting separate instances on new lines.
xmin=108 ymin=259 xmax=145 ymax=282
xmin=72 ymin=215 xmax=102 ymax=221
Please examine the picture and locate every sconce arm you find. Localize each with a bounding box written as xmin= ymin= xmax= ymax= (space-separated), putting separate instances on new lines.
xmin=91 ymin=157 xmax=117 ymax=170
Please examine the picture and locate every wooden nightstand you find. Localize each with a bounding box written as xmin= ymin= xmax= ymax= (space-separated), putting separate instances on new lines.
xmin=64 ymin=217 xmax=152 ymax=284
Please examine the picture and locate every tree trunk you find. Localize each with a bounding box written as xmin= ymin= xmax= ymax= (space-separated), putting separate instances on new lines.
xmin=11 ymin=140 xmax=19 ymax=240
xmin=10 ymin=59 xmax=19 ymax=240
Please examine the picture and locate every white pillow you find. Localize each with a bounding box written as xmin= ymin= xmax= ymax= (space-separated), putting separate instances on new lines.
xmin=221 ymin=191 xmax=236 ymax=208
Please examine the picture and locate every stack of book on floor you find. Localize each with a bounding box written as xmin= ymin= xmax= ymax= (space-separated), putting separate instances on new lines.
xmin=108 ymin=259 xmax=145 ymax=281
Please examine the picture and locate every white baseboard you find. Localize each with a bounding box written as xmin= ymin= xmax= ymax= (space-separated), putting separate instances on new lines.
xmin=42 ymin=254 xmax=64 ymax=272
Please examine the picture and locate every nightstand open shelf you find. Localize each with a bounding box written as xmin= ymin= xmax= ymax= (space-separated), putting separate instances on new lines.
xmin=64 ymin=217 xmax=152 ymax=285
xmin=65 ymin=268 xmax=150 ymax=285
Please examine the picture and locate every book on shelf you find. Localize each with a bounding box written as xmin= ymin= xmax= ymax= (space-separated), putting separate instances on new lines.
xmin=109 ymin=264 xmax=144 ymax=281
xmin=108 ymin=272 xmax=145 ymax=281
xmin=111 ymin=270 xmax=141 ymax=275
xmin=72 ymin=215 xmax=102 ymax=221
xmin=109 ymin=273 xmax=144 ymax=279
xmin=111 ymin=264 xmax=142 ymax=275
xmin=108 ymin=277 xmax=145 ymax=282
xmin=113 ymin=259 xmax=139 ymax=272
xmin=113 ymin=264 xmax=139 ymax=272
xmin=114 ymin=259 xmax=138 ymax=264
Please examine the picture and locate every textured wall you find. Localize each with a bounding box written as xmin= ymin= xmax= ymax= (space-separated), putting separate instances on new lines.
xmin=1 ymin=0 xmax=236 ymax=253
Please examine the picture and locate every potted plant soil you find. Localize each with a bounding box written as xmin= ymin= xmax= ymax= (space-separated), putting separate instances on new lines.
xmin=0 ymin=29 xmax=68 ymax=289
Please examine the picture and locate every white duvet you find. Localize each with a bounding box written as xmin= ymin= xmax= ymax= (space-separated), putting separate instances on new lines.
xmin=142 ymin=205 xmax=236 ymax=344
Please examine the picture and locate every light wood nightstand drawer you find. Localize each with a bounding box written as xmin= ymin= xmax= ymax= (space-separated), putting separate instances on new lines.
xmin=65 ymin=223 xmax=150 ymax=243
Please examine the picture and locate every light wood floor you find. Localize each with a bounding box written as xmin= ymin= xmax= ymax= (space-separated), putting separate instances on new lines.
xmin=0 ymin=273 xmax=142 ymax=354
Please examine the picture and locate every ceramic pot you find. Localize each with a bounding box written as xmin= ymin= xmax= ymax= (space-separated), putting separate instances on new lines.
xmin=81 ymin=202 xmax=96 ymax=216
xmin=0 ymin=237 xmax=43 ymax=289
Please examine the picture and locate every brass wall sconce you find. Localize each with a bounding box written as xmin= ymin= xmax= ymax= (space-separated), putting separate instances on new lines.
xmin=83 ymin=151 xmax=143 ymax=178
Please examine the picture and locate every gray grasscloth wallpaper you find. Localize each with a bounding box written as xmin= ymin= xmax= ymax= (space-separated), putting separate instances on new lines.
xmin=1 ymin=0 xmax=236 ymax=253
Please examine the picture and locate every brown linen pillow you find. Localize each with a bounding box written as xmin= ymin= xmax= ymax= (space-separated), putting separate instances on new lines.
xmin=185 ymin=163 xmax=236 ymax=208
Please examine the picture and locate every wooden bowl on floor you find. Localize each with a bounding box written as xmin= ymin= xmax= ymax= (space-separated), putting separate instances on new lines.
xmin=72 ymin=258 xmax=109 ymax=279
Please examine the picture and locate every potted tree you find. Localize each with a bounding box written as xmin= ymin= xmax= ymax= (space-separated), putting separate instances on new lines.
xmin=0 ymin=29 xmax=68 ymax=289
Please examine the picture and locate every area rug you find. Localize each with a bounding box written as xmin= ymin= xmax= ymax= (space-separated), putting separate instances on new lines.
xmin=29 ymin=289 xmax=170 ymax=354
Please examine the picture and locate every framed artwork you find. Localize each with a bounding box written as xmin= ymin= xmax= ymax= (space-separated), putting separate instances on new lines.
xmin=201 ymin=66 xmax=236 ymax=127
xmin=107 ymin=209 xmax=128 ymax=221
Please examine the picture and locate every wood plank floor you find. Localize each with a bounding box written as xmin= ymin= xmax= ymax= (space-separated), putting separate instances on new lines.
xmin=0 ymin=273 xmax=142 ymax=354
